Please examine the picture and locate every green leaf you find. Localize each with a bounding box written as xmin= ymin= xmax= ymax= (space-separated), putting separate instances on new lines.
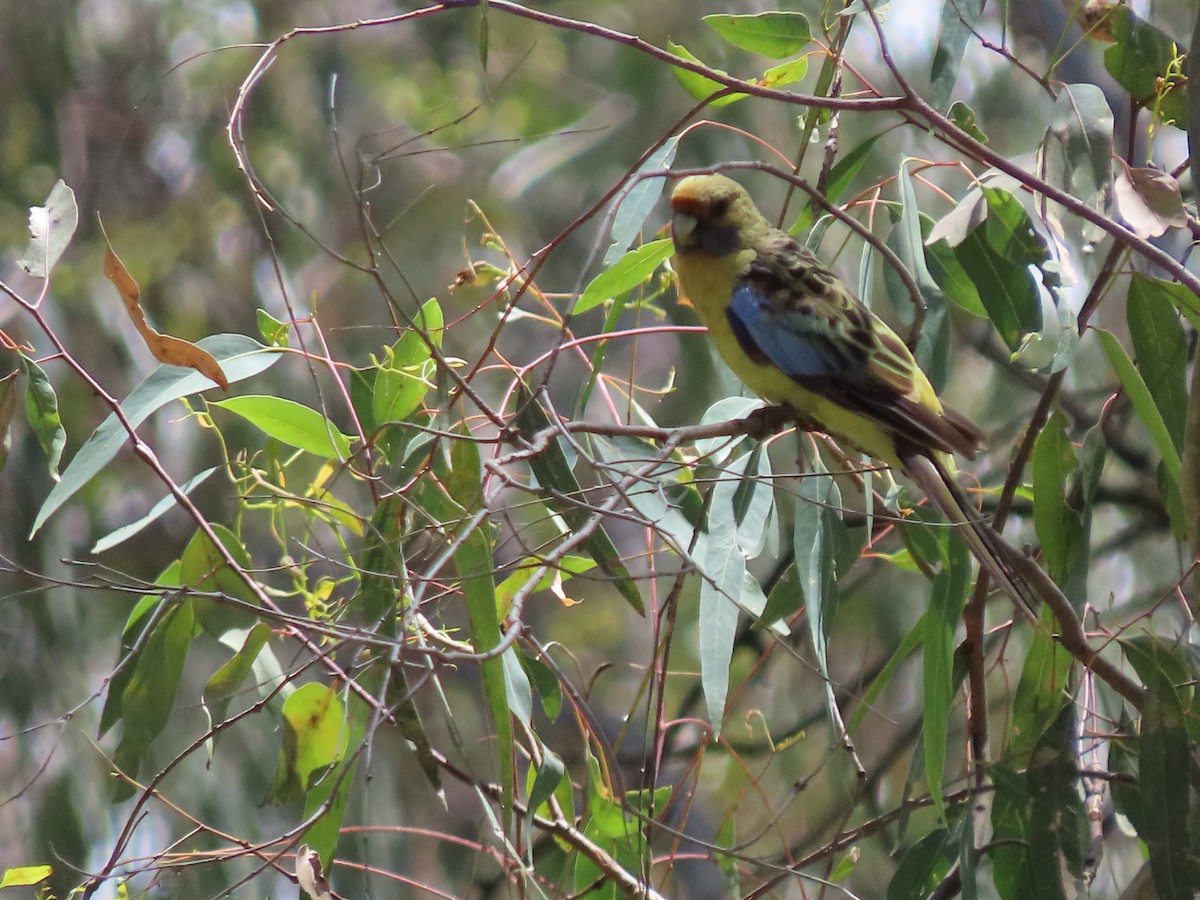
xmin=926 ymin=188 xmax=1046 ymax=350
xmin=32 ymin=335 xmax=279 ymax=536
xmin=1129 ymin=278 xmax=1188 ymax=451
xmin=923 ymin=535 xmax=970 ymax=822
xmin=1105 ymin=6 xmax=1188 ymax=128
xmin=761 ymin=56 xmax=808 ymax=88
xmin=699 ymin=457 xmax=748 ymax=736
xmin=514 ymin=390 xmax=644 ymax=614
xmin=0 ymin=866 xmax=53 ymax=888
xmin=18 ymin=352 xmax=65 ymax=479
xmin=1043 ymin=84 xmax=1113 ymax=245
xmin=798 ymin=459 xmax=849 ymax=740
xmin=1024 ymin=704 xmax=1086 ymax=897
xmin=1128 ymin=273 xmax=1200 ymax=329
xmin=603 ymin=138 xmax=680 ymax=266
xmin=1006 ymin=607 xmax=1074 ymax=762
xmin=179 ymin=523 xmax=259 ymax=635
xmin=668 ymin=40 xmax=744 ymax=106
xmin=893 ymin=162 xmax=950 ymax=388
xmin=111 ymin=599 xmax=195 ymax=801
xmin=416 ymin=474 xmax=514 ymax=828
xmin=703 ymin=11 xmax=811 ymax=58
xmin=930 ymin=0 xmax=985 ymax=110
xmin=577 ymin=238 xmax=672 ymax=315
xmin=202 ymin=622 xmax=271 ymax=729
xmin=213 ymin=394 xmax=352 ymax=459
xmin=0 ymin=372 xmax=17 ymax=471
xmin=1098 ymin=328 xmax=1182 ymax=485
xmin=1121 ymin=638 xmax=1200 ymax=897
xmin=355 ymin=495 xmax=404 ymax=631
xmin=1032 ymin=412 xmax=1088 ymax=600
xmin=17 ymin=178 xmax=78 ymax=278
xmin=948 ymin=100 xmax=988 ymax=142
xmin=266 ymin=682 xmax=349 ymax=804
xmin=255 ymin=308 xmax=290 ymax=347
xmin=888 ymin=828 xmax=955 ymax=899
xmin=92 ymin=467 xmax=217 ymax=554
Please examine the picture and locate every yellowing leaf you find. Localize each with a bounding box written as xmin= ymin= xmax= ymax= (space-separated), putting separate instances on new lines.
xmin=101 ymin=236 xmax=229 ymax=390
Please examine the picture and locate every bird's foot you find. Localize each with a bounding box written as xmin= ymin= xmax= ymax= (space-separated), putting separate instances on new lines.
xmin=736 ymin=404 xmax=814 ymax=440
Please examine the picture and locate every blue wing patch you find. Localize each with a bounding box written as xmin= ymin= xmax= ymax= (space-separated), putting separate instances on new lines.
xmin=728 ymin=282 xmax=845 ymax=380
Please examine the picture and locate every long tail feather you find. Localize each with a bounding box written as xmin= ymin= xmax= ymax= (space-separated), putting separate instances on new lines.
xmin=900 ymin=452 xmax=1041 ymax=623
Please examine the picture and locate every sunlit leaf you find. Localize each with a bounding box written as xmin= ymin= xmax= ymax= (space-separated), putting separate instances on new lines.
xmin=18 ymin=353 xmax=65 ymax=480
xmin=17 ymin=179 xmax=77 ymax=278
xmin=577 ymin=239 xmax=672 ymax=315
xmin=212 ymin=395 xmax=352 ymax=459
xmin=704 ymin=12 xmax=811 ymax=58
xmin=31 ymin=335 xmax=279 ymax=537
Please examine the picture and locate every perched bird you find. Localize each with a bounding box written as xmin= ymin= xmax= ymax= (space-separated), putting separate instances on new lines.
xmin=670 ymin=172 xmax=1038 ymax=621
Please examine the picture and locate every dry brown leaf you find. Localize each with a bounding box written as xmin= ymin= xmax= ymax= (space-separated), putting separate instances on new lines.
xmin=101 ymin=239 xmax=228 ymax=390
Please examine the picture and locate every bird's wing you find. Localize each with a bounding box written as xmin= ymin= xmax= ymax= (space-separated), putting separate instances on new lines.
xmin=726 ymin=234 xmax=982 ymax=459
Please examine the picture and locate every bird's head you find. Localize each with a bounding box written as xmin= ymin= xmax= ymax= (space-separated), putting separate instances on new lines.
xmin=670 ymin=173 xmax=760 ymax=258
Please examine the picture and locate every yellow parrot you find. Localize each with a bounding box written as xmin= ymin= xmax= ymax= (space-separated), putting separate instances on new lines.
xmin=670 ymin=172 xmax=1038 ymax=620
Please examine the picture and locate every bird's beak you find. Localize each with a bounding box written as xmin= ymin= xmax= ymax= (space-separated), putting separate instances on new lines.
xmin=671 ymin=211 xmax=698 ymax=248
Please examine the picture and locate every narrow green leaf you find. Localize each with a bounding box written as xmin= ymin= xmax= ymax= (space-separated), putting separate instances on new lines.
xmin=527 ymin=743 xmax=565 ymax=823
xmin=92 ymin=467 xmax=217 ymax=553
xmin=893 ymin=162 xmax=950 ymax=388
xmin=111 ymin=599 xmax=195 ymax=801
xmin=603 ymin=138 xmax=680 ymax=266
xmin=888 ymin=828 xmax=955 ymax=899
xmin=700 ymin=462 xmax=746 ymax=736
xmin=577 ymin=239 xmax=672 ymax=315
xmin=703 ymin=12 xmax=811 ymax=58
xmin=1129 ymin=277 xmax=1188 ymax=450
xmin=1098 ymin=328 xmax=1182 ymax=484
xmin=18 ymin=353 xmax=65 ymax=479
xmin=1006 ymin=607 xmax=1074 ymax=762
xmin=798 ymin=459 xmax=847 ymax=739
xmin=923 ymin=536 xmax=969 ymax=822
xmin=32 ymin=335 xmax=279 ymax=536
xmin=848 ymin=612 xmax=926 ymax=732
xmin=930 ymin=0 xmax=985 ymax=111
xmin=355 ymin=495 xmax=404 ymax=631
xmin=1024 ymin=704 xmax=1083 ymax=898
xmin=515 ymin=390 xmax=644 ymax=614
xmin=17 ymin=178 xmax=78 ymax=278
xmin=203 ymin=622 xmax=271 ymax=728
xmin=1122 ymin=637 xmax=1199 ymax=898
xmin=213 ymin=395 xmax=352 ymax=459
xmin=1032 ymin=412 xmax=1088 ymax=600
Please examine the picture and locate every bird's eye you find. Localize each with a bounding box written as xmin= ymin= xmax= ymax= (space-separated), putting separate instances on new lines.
xmin=709 ymin=196 xmax=730 ymax=218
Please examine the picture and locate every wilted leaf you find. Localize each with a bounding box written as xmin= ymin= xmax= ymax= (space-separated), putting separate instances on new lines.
xmin=102 ymin=238 xmax=229 ymax=390
xmin=1113 ymin=163 xmax=1187 ymax=238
